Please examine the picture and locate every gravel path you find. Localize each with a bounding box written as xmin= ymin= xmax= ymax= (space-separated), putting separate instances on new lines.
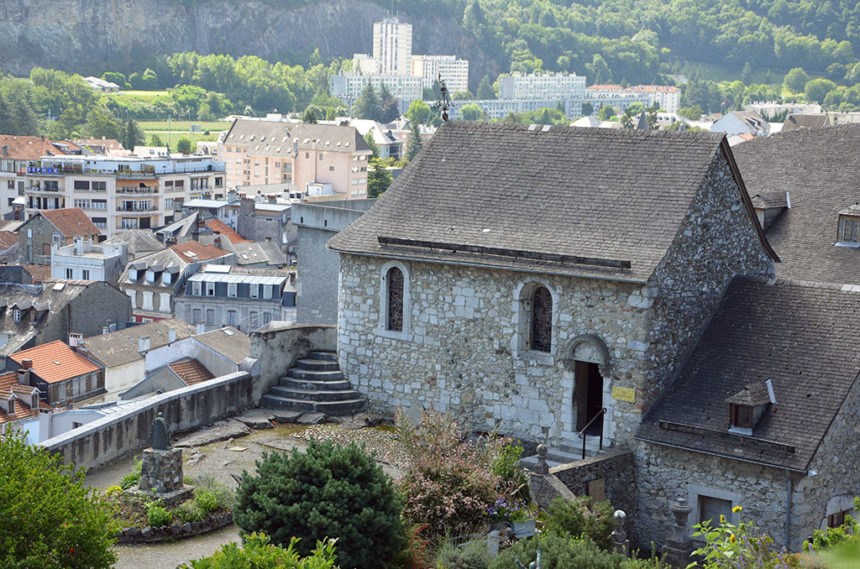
xmin=85 ymin=419 xmax=407 ymax=568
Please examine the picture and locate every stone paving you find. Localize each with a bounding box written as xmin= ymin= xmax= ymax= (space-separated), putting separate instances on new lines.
xmin=83 ymin=410 xmax=401 ymax=568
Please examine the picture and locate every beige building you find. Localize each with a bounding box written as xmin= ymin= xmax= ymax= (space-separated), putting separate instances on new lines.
xmin=219 ymin=119 xmax=372 ymax=198
xmin=411 ymin=55 xmax=469 ymax=93
xmin=24 ymin=155 xmax=225 ymax=236
xmin=373 ymin=17 xmax=412 ymax=75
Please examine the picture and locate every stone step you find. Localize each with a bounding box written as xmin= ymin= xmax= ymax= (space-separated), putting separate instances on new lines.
xmin=279 ymin=377 xmax=354 ymax=391
xmin=309 ymin=351 xmax=338 ymax=361
xmin=269 ymin=385 xmax=361 ymax=402
xmin=285 ymin=368 xmax=344 ymax=381
xmin=260 ymin=394 xmax=366 ymax=416
xmin=519 ymin=447 xmax=601 ymax=470
xmin=293 ymin=358 xmax=339 ymax=371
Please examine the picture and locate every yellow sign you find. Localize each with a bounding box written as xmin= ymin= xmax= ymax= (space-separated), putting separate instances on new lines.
xmin=612 ymin=386 xmax=636 ymax=403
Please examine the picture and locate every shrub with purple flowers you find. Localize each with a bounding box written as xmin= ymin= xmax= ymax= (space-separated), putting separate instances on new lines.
xmin=486 ymin=497 xmax=532 ymax=523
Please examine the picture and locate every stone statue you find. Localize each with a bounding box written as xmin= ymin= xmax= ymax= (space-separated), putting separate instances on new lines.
xmin=151 ymin=412 xmax=170 ymax=450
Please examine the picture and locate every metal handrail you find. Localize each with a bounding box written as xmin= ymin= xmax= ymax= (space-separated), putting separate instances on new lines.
xmin=577 ymin=407 xmax=607 ymax=459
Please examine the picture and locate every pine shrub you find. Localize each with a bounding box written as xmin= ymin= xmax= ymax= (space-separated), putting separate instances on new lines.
xmin=234 ymin=440 xmax=403 ymax=569
xmin=544 ymin=495 xmax=617 ymax=550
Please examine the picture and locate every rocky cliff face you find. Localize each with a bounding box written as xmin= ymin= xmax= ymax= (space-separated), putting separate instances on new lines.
xmin=0 ymin=0 xmax=501 ymax=87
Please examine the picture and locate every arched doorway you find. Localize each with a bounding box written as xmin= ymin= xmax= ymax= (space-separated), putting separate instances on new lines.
xmin=564 ymin=335 xmax=610 ymax=437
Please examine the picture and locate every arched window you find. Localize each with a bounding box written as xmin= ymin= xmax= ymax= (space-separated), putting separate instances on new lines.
xmin=529 ymin=285 xmax=552 ymax=352
xmin=386 ymin=266 xmax=404 ymax=331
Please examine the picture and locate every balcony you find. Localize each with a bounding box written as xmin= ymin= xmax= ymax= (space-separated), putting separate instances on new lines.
xmin=117 ymin=186 xmax=158 ymax=194
xmin=118 ymin=205 xmax=157 ymax=213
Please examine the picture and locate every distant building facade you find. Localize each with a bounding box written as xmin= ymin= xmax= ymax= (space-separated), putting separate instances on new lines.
xmin=373 ymin=17 xmax=412 ymax=75
xmin=499 ymin=73 xmax=586 ymax=101
xmin=51 ymin=237 xmax=129 ymax=284
xmin=411 ymin=55 xmax=469 ymax=93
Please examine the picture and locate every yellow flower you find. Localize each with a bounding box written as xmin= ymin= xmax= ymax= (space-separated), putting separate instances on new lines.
xmin=730 ymin=533 xmax=736 ymax=543
xmin=733 ymin=506 xmax=743 ymax=513
xmin=720 ymin=514 xmax=726 ymax=523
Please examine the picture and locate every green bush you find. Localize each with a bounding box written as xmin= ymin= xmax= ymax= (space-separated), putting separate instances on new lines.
xmin=181 ymin=532 xmax=337 ymax=569
xmin=491 ymin=442 xmax=531 ymax=503
xmin=193 ymin=490 xmax=220 ymax=516
xmin=544 ymin=495 xmax=617 ymax=550
xmin=120 ymin=458 xmax=142 ymax=489
xmin=234 ymin=440 xmax=404 ymax=569
xmin=0 ymin=430 xmax=118 ymax=569
xmin=489 ymin=534 xmax=628 ymax=569
xmin=435 ymin=539 xmax=491 ymax=569
xmin=146 ymin=502 xmax=173 ymax=527
xmin=175 ymin=501 xmax=205 ymax=524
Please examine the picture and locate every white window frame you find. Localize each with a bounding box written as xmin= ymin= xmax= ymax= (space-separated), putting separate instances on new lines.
xmin=206 ymin=282 xmax=216 ymax=296
xmin=227 ymin=283 xmax=237 ymax=298
xmin=192 ymin=282 xmax=202 ymax=296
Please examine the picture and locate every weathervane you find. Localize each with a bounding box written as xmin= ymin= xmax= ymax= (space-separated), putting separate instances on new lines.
xmin=433 ymin=74 xmax=453 ymax=122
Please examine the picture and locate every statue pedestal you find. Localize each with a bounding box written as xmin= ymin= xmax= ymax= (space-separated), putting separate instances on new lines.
xmin=137 ymin=447 xmax=190 ymax=505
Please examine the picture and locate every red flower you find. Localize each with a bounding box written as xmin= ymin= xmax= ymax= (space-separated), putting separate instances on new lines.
xmin=69 ymin=547 xmax=74 ymax=553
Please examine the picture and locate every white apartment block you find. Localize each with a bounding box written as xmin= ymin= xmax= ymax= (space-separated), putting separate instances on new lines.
xmin=584 ymin=85 xmax=652 ymax=113
xmin=443 ymin=98 xmax=584 ymax=120
xmin=498 ymin=73 xmax=587 ymax=101
xmin=24 ymin=155 xmax=225 ymax=236
xmin=410 ymin=55 xmax=469 ymax=94
xmin=373 ymin=17 xmax=412 ymax=75
xmin=629 ymin=85 xmax=682 ymax=114
xmin=330 ymin=74 xmax=425 ymax=109
xmin=51 ymin=237 xmax=129 ymax=283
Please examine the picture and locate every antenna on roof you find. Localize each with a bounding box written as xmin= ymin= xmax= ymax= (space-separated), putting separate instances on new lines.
xmin=432 ymin=74 xmax=452 ymax=122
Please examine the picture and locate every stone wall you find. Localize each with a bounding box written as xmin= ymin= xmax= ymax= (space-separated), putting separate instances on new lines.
xmin=40 ymin=371 xmax=253 ymax=471
xmin=633 ymin=441 xmax=793 ymax=550
xmin=644 ymin=152 xmax=774 ymax=407
xmin=552 ymin=450 xmax=636 ymax=518
xmin=249 ymin=323 xmax=337 ymax=402
xmin=337 ymin=256 xmax=655 ymax=447
xmin=792 ymin=374 xmax=860 ymax=545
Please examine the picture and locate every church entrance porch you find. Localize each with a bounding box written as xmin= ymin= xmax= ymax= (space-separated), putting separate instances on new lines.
xmin=575 ymin=360 xmax=604 ymax=436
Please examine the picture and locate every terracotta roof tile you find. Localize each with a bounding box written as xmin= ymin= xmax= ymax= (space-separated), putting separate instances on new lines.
xmin=22 ymin=265 xmax=52 ymax=283
xmin=205 ymin=219 xmax=252 ymax=243
xmin=170 ymin=241 xmax=230 ymax=263
xmin=0 ymin=231 xmax=17 ymax=249
xmin=38 ymin=208 xmax=101 ymax=237
xmin=10 ymin=340 xmax=101 ymax=384
xmin=168 ymin=359 xmax=215 ymax=386
xmin=0 ymin=135 xmax=74 ymax=161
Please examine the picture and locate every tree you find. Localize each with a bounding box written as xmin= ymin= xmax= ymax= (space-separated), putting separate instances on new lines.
xmin=149 ymin=134 xmax=164 ymax=146
xmin=460 ymin=103 xmax=484 ymax=121
xmin=598 ymin=105 xmax=616 ymax=120
xmin=805 ymin=78 xmax=836 ymax=103
xmin=581 ymin=102 xmax=594 ymax=116
xmin=363 ymin=131 xmax=379 ymax=159
xmin=84 ymin=107 xmax=122 ymax=140
xmin=784 ymin=67 xmax=810 ymax=93
xmin=405 ymin=99 xmax=431 ymax=125
xmin=352 ymin=83 xmax=382 ymax=121
xmin=234 ymin=441 xmax=403 ymax=569
xmin=678 ymin=104 xmax=703 ymax=120
xmin=367 ymin=158 xmax=393 ymax=198
xmin=406 ymin=121 xmax=423 ymax=162
xmin=122 ymin=118 xmax=143 ymax=151
xmin=177 ymin=137 xmax=192 ymax=154
xmin=378 ymin=83 xmax=401 ymax=123
xmin=0 ymin=430 xmax=117 ymax=568
xmin=476 ymin=75 xmax=495 ymax=99
xmin=101 ymin=71 xmax=127 ymax=88
xmin=301 ymin=106 xmax=318 ymax=123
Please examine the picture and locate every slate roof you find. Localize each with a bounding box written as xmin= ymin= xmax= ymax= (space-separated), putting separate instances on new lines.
xmin=10 ymin=340 xmax=101 ymax=384
xmin=35 ymin=208 xmax=101 ymax=237
xmin=223 ymin=119 xmax=371 ymax=158
xmin=81 ymin=320 xmax=195 ymax=368
xmin=104 ymin=230 xmax=165 ymax=259
xmin=636 ymin=278 xmax=860 ymax=472
xmin=329 ymin=122 xmax=769 ymax=282
xmin=733 ymin=124 xmax=860 ymax=285
xmin=781 ymin=114 xmax=830 ymax=132
xmin=193 ymin=327 xmax=250 ymax=365
xmin=750 ymin=191 xmax=789 ymax=210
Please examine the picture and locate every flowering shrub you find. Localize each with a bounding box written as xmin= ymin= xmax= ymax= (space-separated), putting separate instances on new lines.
xmin=487 ymin=497 xmax=533 ymax=523
xmin=689 ymin=506 xmax=800 ymax=569
xmin=491 ymin=442 xmax=531 ymax=503
xmin=396 ymin=410 xmax=504 ymax=540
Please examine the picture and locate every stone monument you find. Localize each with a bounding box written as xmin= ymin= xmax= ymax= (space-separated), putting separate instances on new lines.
xmin=661 ymin=497 xmax=695 ymax=568
xmin=137 ymin=412 xmax=190 ymax=505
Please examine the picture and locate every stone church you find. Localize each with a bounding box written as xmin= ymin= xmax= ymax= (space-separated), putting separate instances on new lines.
xmin=328 ymin=122 xmax=860 ymax=550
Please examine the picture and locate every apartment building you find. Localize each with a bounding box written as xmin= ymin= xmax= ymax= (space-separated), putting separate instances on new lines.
xmin=374 ymin=17 xmax=412 ymax=75
xmin=499 ymin=73 xmax=587 ymax=101
xmin=23 ymin=155 xmax=225 ymax=236
xmin=410 ymin=55 xmax=469 ymax=93
xmin=219 ymin=119 xmax=372 ymax=198
xmin=629 ymin=85 xmax=682 ymax=114
xmin=329 ymin=74 xmax=425 ymax=112
xmin=0 ymin=136 xmax=78 ymax=217
xmin=584 ymin=85 xmax=652 ymax=113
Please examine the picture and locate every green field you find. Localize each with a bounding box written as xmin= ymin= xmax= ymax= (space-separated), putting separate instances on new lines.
xmin=140 ymin=120 xmax=231 ymax=131
xmin=107 ymin=90 xmax=172 ymax=103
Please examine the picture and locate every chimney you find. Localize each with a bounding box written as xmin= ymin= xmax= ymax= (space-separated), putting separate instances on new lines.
xmin=138 ymin=336 xmax=151 ymax=352
xmin=21 ymin=359 xmax=33 ymax=370
xmin=74 ymin=237 xmax=83 ymax=256
xmin=168 ymin=328 xmax=177 ymax=342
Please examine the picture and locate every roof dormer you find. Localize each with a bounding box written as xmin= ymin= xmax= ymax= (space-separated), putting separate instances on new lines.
xmin=726 ymin=379 xmax=776 ymax=435
xmin=836 ymin=204 xmax=860 ymax=247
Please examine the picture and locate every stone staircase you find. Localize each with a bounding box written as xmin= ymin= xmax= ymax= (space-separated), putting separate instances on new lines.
xmin=520 ymin=438 xmax=604 ymax=470
xmin=261 ymin=351 xmax=366 ymax=416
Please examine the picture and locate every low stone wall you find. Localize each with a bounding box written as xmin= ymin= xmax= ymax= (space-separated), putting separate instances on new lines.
xmin=551 ymin=450 xmax=636 ymax=518
xmin=40 ymin=372 xmax=253 ymax=471
xmin=249 ymin=323 xmax=337 ymax=402
xmin=116 ymin=511 xmax=233 ymax=544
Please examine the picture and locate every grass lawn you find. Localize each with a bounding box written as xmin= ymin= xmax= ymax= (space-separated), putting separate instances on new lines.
xmin=140 ymin=120 xmax=232 ymax=131
xmin=139 ymin=131 xmax=223 ymax=145
xmin=107 ymin=90 xmax=172 ymax=103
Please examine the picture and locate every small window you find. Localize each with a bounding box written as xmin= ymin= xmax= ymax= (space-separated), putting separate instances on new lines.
xmin=828 ymin=510 xmax=852 ymax=528
xmin=206 ymin=282 xmax=216 ymax=296
xmin=13 ymin=309 xmax=22 ymax=322
xmin=838 ymin=216 xmax=860 ymax=243
xmin=386 ymin=267 xmax=404 ymax=332
xmin=730 ymin=404 xmax=753 ymax=429
xmin=192 ymin=282 xmax=202 ymax=296
xmin=82 ymin=269 xmax=90 ymax=280
xmin=699 ymin=496 xmax=733 ymax=526
xmin=227 ymin=283 xmax=237 ymax=298
xmin=227 ymin=310 xmax=238 ymax=327
xmin=206 ymin=309 xmax=215 ymax=326
xmin=263 ymin=285 xmax=273 ymax=300
xmin=529 ymin=286 xmax=552 ymax=352
xmin=193 ymin=308 xmax=202 ymax=324
xmin=249 ymin=311 xmax=259 ymax=329
xmin=250 ymin=284 xmax=259 ymax=299
xmin=263 ymin=312 xmax=272 ymax=324
xmin=329 ymin=165 xmax=335 ymax=171
xmin=65 ymin=268 xmax=73 ymax=279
